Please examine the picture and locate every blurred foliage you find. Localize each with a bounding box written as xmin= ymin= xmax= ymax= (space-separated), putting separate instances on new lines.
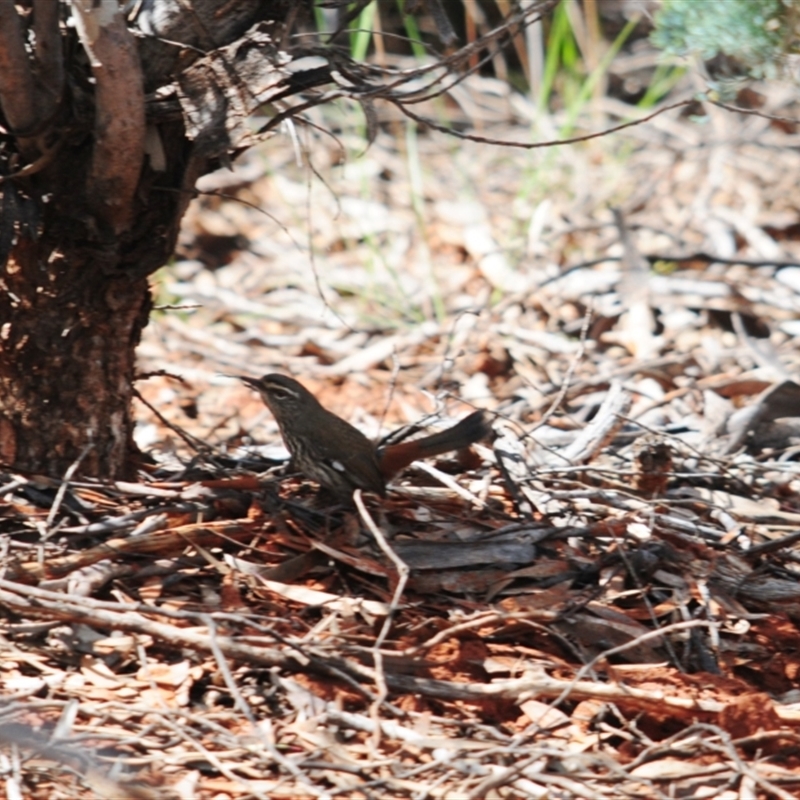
xmin=651 ymin=0 xmax=799 ymax=80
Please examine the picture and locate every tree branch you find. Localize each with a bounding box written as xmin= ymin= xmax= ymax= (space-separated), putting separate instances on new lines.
xmin=32 ymin=0 xmax=64 ymax=124
xmin=73 ymin=1 xmax=145 ymax=234
xmin=0 ymin=0 xmax=40 ymax=140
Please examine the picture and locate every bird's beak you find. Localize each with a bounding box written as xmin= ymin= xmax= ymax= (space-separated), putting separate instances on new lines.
xmin=218 ymin=374 xmax=262 ymax=390
xmin=231 ymin=375 xmax=261 ymax=389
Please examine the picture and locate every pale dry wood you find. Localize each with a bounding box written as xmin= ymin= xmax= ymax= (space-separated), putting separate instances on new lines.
xmin=561 ymin=381 xmax=632 ymax=463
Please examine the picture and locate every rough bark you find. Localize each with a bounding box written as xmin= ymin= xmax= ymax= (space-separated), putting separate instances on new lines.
xmin=0 ymin=0 xmax=282 ymax=479
xmin=0 ymin=115 xmax=201 ymax=477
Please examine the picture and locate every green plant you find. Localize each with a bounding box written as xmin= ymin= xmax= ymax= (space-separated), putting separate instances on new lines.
xmin=350 ymin=2 xmax=377 ymax=62
xmin=637 ymin=61 xmax=686 ymax=108
xmin=651 ymin=0 xmax=798 ymax=80
xmin=539 ymin=2 xmax=580 ymax=113
xmin=559 ymin=15 xmax=639 ymax=135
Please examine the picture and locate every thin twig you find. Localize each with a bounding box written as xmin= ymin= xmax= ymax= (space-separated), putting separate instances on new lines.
xmin=45 ymin=442 xmax=94 ymax=532
xmin=354 ymin=489 xmax=409 ymax=746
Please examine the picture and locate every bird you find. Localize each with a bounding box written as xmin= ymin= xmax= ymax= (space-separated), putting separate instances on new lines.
xmin=236 ymin=373 xmax=490 ymax=500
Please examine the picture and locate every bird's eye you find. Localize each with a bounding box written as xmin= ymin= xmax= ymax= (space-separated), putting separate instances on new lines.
xmin=268 ymin=387 xmax=293 ymax=402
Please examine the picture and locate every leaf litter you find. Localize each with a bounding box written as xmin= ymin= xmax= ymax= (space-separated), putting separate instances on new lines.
xmin=3 ymin=73 xmax=800 ymax=798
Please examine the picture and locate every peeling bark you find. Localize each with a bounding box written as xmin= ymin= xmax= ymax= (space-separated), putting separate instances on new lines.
xmin=84 ymin=4 xmax=145 ymax=234
xmin=0 ymin=0 xmax=40 ymax=139
xmin=0 ymin=0 xmax=282 ymax=478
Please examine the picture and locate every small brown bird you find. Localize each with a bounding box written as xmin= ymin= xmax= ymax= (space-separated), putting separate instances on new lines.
xmin=237 ymin=373 xmax=490 ymax=500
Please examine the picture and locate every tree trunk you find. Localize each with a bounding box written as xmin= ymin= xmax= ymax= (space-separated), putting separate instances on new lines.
xmin=0 ymin=124 xmax=198 ymax=477
xmin=0 ymin=243 xmax=151 ymax=478
xmin=0 ymin=0 xmax=284 ymax=479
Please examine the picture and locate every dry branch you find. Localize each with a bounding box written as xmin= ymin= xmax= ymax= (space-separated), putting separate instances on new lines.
xmin=0 ymin=0 xmax=39 ymax=139
xmin=76 ymin=2 xmax=146 ymax=233
xmin=32 ymin=0 xmax=64 ymax=124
